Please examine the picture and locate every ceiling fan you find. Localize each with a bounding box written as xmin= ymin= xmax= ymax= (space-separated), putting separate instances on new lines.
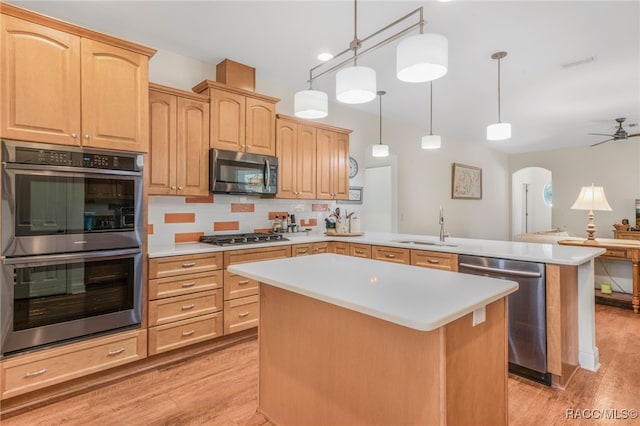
xmin=589 ymin=117 xmax=640 ymax=147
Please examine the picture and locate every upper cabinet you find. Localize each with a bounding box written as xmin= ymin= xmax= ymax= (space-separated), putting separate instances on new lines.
xmin=148 ymin=83 xmax=210 ymax=196
xmin=317 ymin=128 xmax=350 ymax=200
xmin=193 ymin=80 xmax=279 ymax=156
xmin=276 ymin=116 xmax=317 ymax=199
xmin=0 ymin=5 xmax=155 ymax=152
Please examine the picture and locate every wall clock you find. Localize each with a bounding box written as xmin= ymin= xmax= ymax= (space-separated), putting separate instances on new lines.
xmin=349 ymin=157 xmax=358 ymax=179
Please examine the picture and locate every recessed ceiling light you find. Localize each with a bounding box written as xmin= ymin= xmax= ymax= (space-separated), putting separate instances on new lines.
xmin=318 ymin=52 xmax=333 ymax=62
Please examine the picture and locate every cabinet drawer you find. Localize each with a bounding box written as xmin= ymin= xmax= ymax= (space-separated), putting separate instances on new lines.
xmin=224 ymin=270 xmax=259 ymax=300
xmin=1 ymin=329 xmax=146 ymax=399
xmin=224 ymin=295 xmax=259 ymax=335
xmin=149 ymin=270 xmax=221 ymax=300
xmin=332 ymin=242 xmax=350 ymax=255
xmin=148 ymin=313 xmax=223 ymax=355
xmin=372 ymin=246 xmax=410 ymax=264
xmin=292 ymin=243 xmax=313 ymax=256
xmin=350 ymin=243 xmax=371 ymax=258
xmin=148 ymin=290 xmax=221 ymax=326
xmin=411 ymin=250 xmax=458 ymax=272
xmin=312 ymin=242 xmax=330 ymax=254
xmin=149 ymin=253 xmax=222 ymax=279
xmin=603 ymin=248 xmax=628 ymax=259
xmin=224 ymin=245 xmax=290 ymax=266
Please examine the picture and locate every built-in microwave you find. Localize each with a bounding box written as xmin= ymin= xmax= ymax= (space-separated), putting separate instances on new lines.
xmin=210 ymin=149 xmax=278 ymax=195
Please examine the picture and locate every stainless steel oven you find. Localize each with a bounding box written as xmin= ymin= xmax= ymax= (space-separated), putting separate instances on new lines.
xmin=1 ymin=139 xmax=143 ymax=256
xmin=1 ymin=139 xmax=144 ymax=356
xmin=1 ymin=248 xmax=142 ymax=355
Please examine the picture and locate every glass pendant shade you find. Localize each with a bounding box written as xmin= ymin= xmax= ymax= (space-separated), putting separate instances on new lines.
xmin=336 ymin=66 xmax=377 ymax=104
xmin=421 ymin=134 xmax=441 ymax=150
xmin=396 ymin=33 xmax=448 ymax=82
xmin=371 ymin=144 xmax=389 ymax=157
xmin=294 ymin=90 xmax=328 ymax=119
xmin=486 ymin=122 xmax=512 ymax=141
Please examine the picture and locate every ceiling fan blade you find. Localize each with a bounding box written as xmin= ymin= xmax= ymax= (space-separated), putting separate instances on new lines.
xmin=590 ymin=138 xmax=614 ymax=147
xmin=627 ymin=133 xmax=640 ymax=138
xmin=588 ymin=132 xmax=615 ymax=137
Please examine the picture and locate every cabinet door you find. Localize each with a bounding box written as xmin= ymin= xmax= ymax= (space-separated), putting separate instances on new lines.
xmin=1 ymin=15 xmax=81 ymax=145
xmin=276 ymin=119 xmax=297 ymax=199
xmin=176 ymin=97 xmax=209 ymax=196
xmin=81 ymin=38 xmax=149 ymax=152
xmin=333 ymin=131 xmax=350 ymax=200
xmin=148 ymin=90 xmax=177 ymax=195
xmin=246 ymin=97 xmax=276 ymax=155
xmin=297 ymin=124 xmax=317 ymax=199
xmin=211 ymin=88 xmax=245 ymax=151
xmin=316 ymin=129 xmax=334 ymax=199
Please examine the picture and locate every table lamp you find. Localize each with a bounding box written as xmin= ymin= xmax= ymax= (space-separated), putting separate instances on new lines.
xmin=571 ymin=183 xmax=612 ymax=240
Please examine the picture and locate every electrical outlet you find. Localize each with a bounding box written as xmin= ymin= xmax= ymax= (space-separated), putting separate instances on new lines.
xmin=472 ymin=306 xmax=486 ymax=326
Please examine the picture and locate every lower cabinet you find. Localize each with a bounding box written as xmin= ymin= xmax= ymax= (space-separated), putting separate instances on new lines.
xmin=148 ymin=252 xmax=224 ymax=355
xmin=372 ymin=245 xmax=410 ymax=264
xmin=292 ymin=242 xmax=330 ymax=256
xmin=350 ymin=243 xmax=371 ymax=258
xmin=331 ymin=241 xmax=351 ymax=255
xmin=0 ymin=329 xmax=147 ymax=399
xmin=223 ymin=246 xmax=291 ymax=335
xmin=411 ymin=250 xmax=459 ymax=272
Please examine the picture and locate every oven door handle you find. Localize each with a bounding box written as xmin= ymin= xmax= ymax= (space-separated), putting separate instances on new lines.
xmin=2 ymin=248 xmax=141 ymax=266
xmin=264 ymin=159 xmax=270 ymax=190
xmin=4 ymin=162 xmax=141 ymax=177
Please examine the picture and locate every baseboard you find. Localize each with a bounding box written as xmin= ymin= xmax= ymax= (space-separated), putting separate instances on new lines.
xmin=595 ymin=290 xmax=633 ymax=310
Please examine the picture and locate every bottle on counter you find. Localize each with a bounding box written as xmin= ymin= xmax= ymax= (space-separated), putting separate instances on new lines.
xmin=282 ymin=214 xmax=289 ymax=232
xmin=273 ymin=215 xmax=281 ymax=232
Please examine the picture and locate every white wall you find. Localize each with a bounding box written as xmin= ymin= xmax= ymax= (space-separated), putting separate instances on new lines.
xmin=512 ymin=167 xmax=552 ymax=235
xmin=148 ymin=49 xmax=511 ymax=242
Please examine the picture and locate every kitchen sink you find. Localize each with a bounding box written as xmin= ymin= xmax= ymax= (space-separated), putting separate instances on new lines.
xmin=392 ymin=240 xmax=458 ymax=248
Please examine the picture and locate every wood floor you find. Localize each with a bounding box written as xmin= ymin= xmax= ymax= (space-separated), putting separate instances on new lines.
xmin=2 ymin=304 xmax=638 ymax=426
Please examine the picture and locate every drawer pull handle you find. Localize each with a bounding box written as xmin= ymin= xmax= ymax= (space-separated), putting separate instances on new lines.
xmin=182 ymin=304 xmax=195 ymax=310
xmin=25 ymin=368 xmax=47 ymax=377
xmin=238 ymin=312 xmax=250 ymax=318
xmin=427 ymin=259 xmax=440 ymax=264
xmin=181 ymin=281 xmax=196 ymax=288
xmin=181 ymin=330 xmax=195 ymax=337
xmin=181 ymin=262 xmax=196 ymax=268
xmin=299 ymin=249 xmax=308 ymax=253
xmin=385 ymin=254 xmax=396 ymax=258
xmin=238 ymin=280 xmax=250 ymax=285
xmin=107 ymin=348 xmax=125 ymax=356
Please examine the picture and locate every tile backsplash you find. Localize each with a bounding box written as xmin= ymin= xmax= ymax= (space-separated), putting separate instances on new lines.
xmin=148 ymin=194 xmax=363 ymax=247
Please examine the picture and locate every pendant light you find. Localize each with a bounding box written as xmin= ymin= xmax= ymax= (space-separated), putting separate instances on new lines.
xmin=486 ymin=51 xmax=511 ymax=141
xmin=336 ymin=0 xmax=376 ymax=104
xmin=397 ymin=33 xmax=448 ymax=82
xmin=372 ymin=91 xmax=389 ymax=157
xmin=421 ymin=81 xmax=441 ymax=149
xmin=294 ymin=73 xmax=328 ymax=119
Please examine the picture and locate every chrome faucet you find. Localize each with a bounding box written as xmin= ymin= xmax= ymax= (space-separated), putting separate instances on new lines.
xmin=439 ymin=206 xmax=447 ymax=242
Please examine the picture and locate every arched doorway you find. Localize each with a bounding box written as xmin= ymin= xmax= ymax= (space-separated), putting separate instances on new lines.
xmin=512 ymin=167 xmax=552 ymax=237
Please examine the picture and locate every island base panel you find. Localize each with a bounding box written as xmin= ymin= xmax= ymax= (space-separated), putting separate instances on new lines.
xmin=258 ymin=284 xmax=508 ymax=426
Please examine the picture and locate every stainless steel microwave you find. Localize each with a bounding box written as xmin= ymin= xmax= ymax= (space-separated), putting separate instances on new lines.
xmin=210 ymin=149 xmax=278 ymax=195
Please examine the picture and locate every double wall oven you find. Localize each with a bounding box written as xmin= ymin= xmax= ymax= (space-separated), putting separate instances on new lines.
xmin=1 ymin=140 xmax=143 ymax=356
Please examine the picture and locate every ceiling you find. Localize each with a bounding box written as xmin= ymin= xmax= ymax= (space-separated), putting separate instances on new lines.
xmin=10 ymin=0 xmax=640 ymax=154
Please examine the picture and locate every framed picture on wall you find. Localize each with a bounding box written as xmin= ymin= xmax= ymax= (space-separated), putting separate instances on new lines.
xmin=338 ymin=187 xmax=363 ymax=204
xmin=451 ymin=163 xmax=482 ymax=200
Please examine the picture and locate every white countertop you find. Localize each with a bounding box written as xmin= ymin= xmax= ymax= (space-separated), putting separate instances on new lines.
xmin=228 ymin=253 xmax=519 ymax=331
xmin=149 ymin=231 xmax=605 ymax=265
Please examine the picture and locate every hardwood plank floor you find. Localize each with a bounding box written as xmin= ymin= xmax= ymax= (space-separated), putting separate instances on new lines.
xmin=2 ymin=304 xmax=638 ymax=425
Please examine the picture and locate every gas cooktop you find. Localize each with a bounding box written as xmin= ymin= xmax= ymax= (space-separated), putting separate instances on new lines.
xmin=199 ymin=232 xmax=288 ymax=246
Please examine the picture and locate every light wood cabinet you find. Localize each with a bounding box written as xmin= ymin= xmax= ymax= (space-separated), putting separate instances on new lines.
xmin=148 ymin=252 xmax=224 ymax=355
xmin=0 ymin=329 xmax=146 ymax=399
xmin=372 ymin=245 xmax=410 ymax=264
xmin=317 ymin=128 xmax=350 ymax=200
xmin=222 ymin=246 xmax=290 ymax=335
xmin=276 ymin=117 xmax=317 ymax=199
xmin=291 ymin=242 xmax=330 ymax=257
xmin=1 ymin=9 xmax=154 ymax=152
xmin=331 ymin=241 xmax=351 ymax=255
xmin=411 ymin=250 xmax=459 ymax=272
xmin=350 ymin=243 xmax=372 ymax=259
xmin=193 ymin=80 xmax=279 ymax=156
xmin=148 ymin=83 xmax=210 ymax=196
xmin=613 ymin=230 xmax=640 ymax=241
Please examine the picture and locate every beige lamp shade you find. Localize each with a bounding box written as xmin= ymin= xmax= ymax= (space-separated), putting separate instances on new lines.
xmin=371 ymin=144 xmax=389 ymax=157
xmin=421 ymin=134 xmax=441 ymax=149
xmin=396 ymin=33 xmax=448 ymax=82
xmin=486 ymin=122 xmax=512 ymax=141
xmin=336 ymin=66 xmax=377 ymax=104
xmin=294 ymin=90 xmax=328 ymax=119
xmin=571 ymin=184 xmax=612 ymax=211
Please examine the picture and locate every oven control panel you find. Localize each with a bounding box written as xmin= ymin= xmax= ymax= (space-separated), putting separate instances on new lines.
xmin=15 ymin=147 xmax=140 ymax=171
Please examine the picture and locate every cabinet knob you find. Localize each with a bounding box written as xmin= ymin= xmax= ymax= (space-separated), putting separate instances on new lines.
xmin=84 ymin=134 xmax=91 ymax=140
xmin=170 ymin=186 xmax=177 ymax=190
xmin=178 ymin=186 xmax=184 ymax=190
xmin=71 ymin=133 xmax=78 ymax=139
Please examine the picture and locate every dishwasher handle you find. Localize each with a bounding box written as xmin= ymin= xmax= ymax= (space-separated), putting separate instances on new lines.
xmin=458 ymin=263 xmax=543 ymax=278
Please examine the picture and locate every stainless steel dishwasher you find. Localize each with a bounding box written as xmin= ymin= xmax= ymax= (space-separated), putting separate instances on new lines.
xmin=458 ymin=255 xmax=551 ymax=385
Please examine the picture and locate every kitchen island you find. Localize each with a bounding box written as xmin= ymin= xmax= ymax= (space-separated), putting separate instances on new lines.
xmin=229 ymin=254 xmax=519 ymax=426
